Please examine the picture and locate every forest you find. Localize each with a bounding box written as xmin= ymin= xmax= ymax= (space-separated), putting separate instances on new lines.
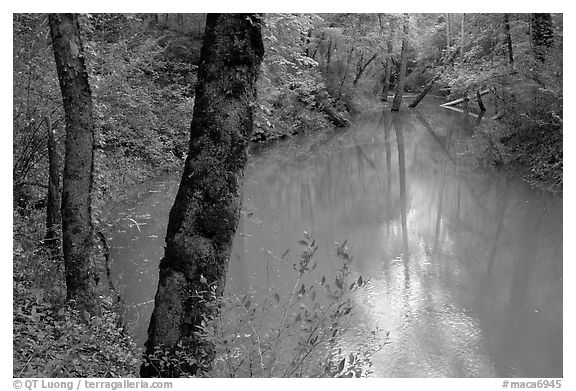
xmin=13 ymin=13 xmax=562 ymax=378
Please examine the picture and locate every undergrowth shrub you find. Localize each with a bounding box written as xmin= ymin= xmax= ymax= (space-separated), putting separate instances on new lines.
xmin=144 ymin=235 xmax=387 ymax=377
xmin=13 ymin=211 xmax=139 ymax=378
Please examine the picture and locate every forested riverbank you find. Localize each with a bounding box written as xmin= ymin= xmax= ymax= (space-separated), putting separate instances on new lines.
xmin=13 ymin=13 xmax=562 ymax=378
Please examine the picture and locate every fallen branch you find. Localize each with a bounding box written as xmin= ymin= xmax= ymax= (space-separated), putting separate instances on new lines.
xmin=441 ymin=89 xmax=491 ymax=107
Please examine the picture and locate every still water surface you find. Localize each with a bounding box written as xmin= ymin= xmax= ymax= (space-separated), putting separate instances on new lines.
xmin=108 ymin=100 xmax=562 ymax=377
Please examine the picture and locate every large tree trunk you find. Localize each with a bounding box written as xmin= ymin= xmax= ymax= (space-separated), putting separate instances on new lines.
xmin=503 ymin=13 xmax=514 ymax=65
xmin=141 ymin=14 xmax=264 ymax=378
xmin=49 ymin=14 xmax=99 ymax=315
xmin=45 ymin=115 xmax=61 ymax=255
xmin=391 ymin=15 xmax=409 ymax=112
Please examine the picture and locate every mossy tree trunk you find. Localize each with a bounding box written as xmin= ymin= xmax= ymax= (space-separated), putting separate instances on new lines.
xmin=141 ymin=13 xmax=264 ymax=378
xmin=391 ymin=15 xmax=409 ymax=112
xmin=49 ymin=13 xmax=99 ymax=315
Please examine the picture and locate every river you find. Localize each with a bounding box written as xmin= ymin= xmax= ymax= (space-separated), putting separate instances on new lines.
xmin=107 ymin=99 xmax=562 ymax=377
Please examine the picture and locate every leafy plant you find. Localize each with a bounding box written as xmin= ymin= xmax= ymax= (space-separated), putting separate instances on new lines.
xmin=145 ymin=235 xmax=387 ymax=378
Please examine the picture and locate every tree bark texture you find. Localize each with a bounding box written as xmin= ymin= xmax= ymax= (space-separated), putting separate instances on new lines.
xmin=49 ymin=13 xmax=99 ymax=315
xmin=45 ymin=115 xmax=61 ymax=254
xmin=391 ymin=15 xmax=409 ymax=112
xmin=142 ymin=13 xmax=264 ymax=378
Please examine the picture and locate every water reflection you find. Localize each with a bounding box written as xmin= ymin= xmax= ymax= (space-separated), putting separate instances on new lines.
xmin=109 ymin=99 xmax=562 ymax=377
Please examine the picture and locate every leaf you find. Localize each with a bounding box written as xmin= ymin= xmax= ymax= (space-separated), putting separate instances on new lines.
xmin=337 ymin=358 xmax=345 ymax=373
xmin=82 ymin=310 xmax=91 ymax=323
xmin=320 ymin=276 xmax=326 ymax=285
xmin=298 ymin=240 xmax=308 ymax=246
xmin=244 ymin=299 xmax=251 ymax=310
xmin=335 ymin=277 xmax=343 ymax=289
xmin=357 ymin=275 xmax=363 ymax=287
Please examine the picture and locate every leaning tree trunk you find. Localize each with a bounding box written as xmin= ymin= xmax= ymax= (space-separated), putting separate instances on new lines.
xmin=353 ymin=52 xmax=378 ymax=86
xmin=391 ymin=15 xmax=409 ymax=112
xmin=141 ymin=14 xmax=264 ymax=378
xmin=45 ymin=115 xmax=61 ymax=256
xmin=409 ymin=74 xmax=440 ymax=108
xmin=476 ymin=90 xmax=487 ymax=112
xmin=49 ymin=13 xmax=99 ymax=315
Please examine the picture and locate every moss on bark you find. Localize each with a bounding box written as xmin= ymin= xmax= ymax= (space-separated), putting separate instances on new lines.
xmin=142 ymin=14 xmax=264 ymax=377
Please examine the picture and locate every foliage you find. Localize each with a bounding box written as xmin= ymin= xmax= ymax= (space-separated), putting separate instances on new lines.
xmin=143 ymin=236 xmax=386 ymax=377
xmin=13 ymin=210 xmax=139 ymax=378
xmin=433 ymin=13 xmax=562 ymax=189
xmin=13 ymin=14 xmax=63 ymax=212
xmin=254 ymin=14 xmax=347 ymax=141
xmin=85 ymin=14 xmax=193 ymax=215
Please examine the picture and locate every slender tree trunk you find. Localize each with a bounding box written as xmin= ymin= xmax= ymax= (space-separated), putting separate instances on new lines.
xmin=460 ymin=13 xmax=466 ymax=64
xmin=49 ymin=13 xmax=99 ymax=315
xmin=446 ymin=13 xmax=451 ymax=48
xmin=311 ymin=32 xmax=325 ymax=60
xmin=325 ymin=38 xmax=332 ymax=67
xmin=340 ymin=46 xmax=355 ymax=89
xmin=353 ymin=52 xmax=378 ymax=86
xmin=391 ymin=15 xmax=409 ymax=112
xmin=382 ymin=40 xmax=393 ymax=101
xmin=476 ymin=90 xmax=487 ymax=112
xmin=45 ymin=115 xmax=61 ymax=255
xmin=141 ymin=13 xmax=264 ymax=378
xmin=503 ymin=13 xmax=514 ymax=65
xmin=409 ymin=74 xmax=440 ymax=108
